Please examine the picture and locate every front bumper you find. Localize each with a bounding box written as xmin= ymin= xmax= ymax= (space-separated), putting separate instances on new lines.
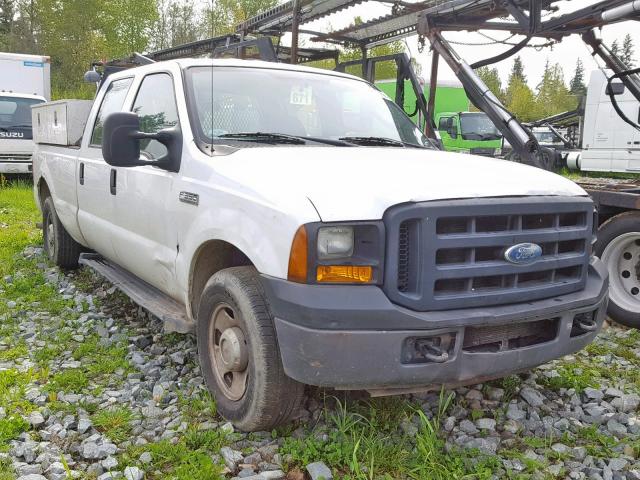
xmin=262 ymin=259 xmax=608 ymax=390
xmin=0 ymin=161 xmax=32 ymax=174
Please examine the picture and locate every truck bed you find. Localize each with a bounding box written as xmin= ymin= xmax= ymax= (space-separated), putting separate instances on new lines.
xmin=575 ymin=177 xmax=640 ymax=212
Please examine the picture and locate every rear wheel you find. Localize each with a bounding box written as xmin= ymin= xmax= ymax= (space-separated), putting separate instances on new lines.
xmin=42 ymin=196 xmax=82 ymax=269
xmin=196 ymin=266 xmax=304 ymax=431
xmin=595 ymin=212 xmax=640 ymax=328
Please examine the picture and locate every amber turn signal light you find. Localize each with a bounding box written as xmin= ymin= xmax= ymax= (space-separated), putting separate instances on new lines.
xmin=316 ymin=265 xmax=373 ymax=284
xmin=287 ymin=225 xmax=308 ymax=283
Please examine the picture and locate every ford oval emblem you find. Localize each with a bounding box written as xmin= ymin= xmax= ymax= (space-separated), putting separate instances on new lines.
xmin=504 ymin=243 xmax=543 ymax=265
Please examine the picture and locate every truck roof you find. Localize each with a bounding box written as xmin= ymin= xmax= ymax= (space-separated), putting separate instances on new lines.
xmin=0 ymin=52 xmax=50 ymax=62
xmin=0 ymin=91 xmax=46 ymax=101
xmin=108 ymin=57 xmax=367 ymax=84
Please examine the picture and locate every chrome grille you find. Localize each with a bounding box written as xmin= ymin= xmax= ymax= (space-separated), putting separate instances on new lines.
xmin=386 ymin=197 xmax=594 ymax=311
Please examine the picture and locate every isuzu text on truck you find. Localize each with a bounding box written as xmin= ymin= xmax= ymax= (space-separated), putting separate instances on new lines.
xmin=0 ymin=52 xmax=50 ymax=174
xmin=33 ymin=59 xmax=608 ymax=431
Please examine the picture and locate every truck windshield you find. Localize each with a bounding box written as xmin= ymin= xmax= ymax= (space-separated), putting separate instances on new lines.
xmin=459 ymin=113 xmax=501 ymax=141
xmin=533 ymin=130 xmax=564 ymax=146
xmin=0 ymin=96 xmax=44 ymax=140
xmin=184 ymin=66 xmax=434 ymax=149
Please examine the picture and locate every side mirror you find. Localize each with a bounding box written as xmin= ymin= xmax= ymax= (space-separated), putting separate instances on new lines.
xmin=102 ymin=112 xmax=182 ymax=172
xmin=448 ymin=124 xmax=458 ymax=139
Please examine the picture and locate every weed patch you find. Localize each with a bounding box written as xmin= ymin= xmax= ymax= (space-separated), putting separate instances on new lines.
xmin=92 ymin=406 xmax=137 ymax=443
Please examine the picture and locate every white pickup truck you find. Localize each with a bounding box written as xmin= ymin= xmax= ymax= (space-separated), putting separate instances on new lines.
xmin=33 ymin=59 xmax=609 ymax=431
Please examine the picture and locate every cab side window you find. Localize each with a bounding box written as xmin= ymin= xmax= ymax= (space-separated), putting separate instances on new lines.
xmin=131 ymin=73 xmax=179 ymax=160
xmin=90 ymin=77 xmax=133 ymax=147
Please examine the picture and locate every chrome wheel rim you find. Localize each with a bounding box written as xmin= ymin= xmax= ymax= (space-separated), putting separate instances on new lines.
xmin=208 ymin=303 xmax=249 ymax=401
xmin=602 ymin=232 xmax=640 ymax=314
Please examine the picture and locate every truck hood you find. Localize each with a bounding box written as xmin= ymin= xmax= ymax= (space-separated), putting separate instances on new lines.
xmin=214 ymin=146 xmax=587 ymax=222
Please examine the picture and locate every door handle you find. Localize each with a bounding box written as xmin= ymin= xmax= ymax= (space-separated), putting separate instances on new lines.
xmin=79 ymin=163 xmax=85 ymax=185
xmin=110 ymin=169 xmax=117 ymax=195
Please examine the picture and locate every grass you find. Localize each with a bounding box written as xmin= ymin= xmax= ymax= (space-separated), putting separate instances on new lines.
xmin=281 ymin=392 xmax=500 ymax=480
xmin=118 ymin=435 xmax=227 ymax=480
xmin=72 ymin=335 xmax=133 ymax=377
xmin=560 ymin=168 xmax=640 ymax=181
xmin=46 ymin=368 xmax=89 ymax=394
xmin=92 ymin=406 xmax=138 ymax=443
xmin=0 ymin=456 xmax=15 ymax=480
xmin=0 ymin=369 xmax=36 ymax=448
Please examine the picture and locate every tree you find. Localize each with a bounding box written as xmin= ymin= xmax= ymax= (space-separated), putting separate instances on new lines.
xmin=476 ymin=66 xmax=503 ymax=101
xmin=505 ymin=78 xmax=537 ymax=122
xmin=509 ymin=56 xmax=527 ymax=85
xmin=535 ymin=61 xmax=576 ymax=118
xmin=622 ymin=33 xmax=635 ymax=68
xmin=569 ymin=59 xmax=586 ymax=97
xmin=611 ymin=40 xmax=620 ymax=57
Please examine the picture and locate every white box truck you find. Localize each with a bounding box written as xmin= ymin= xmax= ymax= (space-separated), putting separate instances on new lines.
xmin=0 ymin=52 xmax=51 ymax=174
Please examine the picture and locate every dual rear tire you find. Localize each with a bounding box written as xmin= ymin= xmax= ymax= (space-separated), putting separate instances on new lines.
xmin=595 ymin=212 xmax=640 ymax=329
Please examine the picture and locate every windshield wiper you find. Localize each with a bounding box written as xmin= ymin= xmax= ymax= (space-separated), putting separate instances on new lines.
xmin=216 ymin=132 xmax=353 ymax=147
xmin=217 ymin=132 xmax=306 ymax=145
xmin=339 ymin=136 xmax=415 ymax=148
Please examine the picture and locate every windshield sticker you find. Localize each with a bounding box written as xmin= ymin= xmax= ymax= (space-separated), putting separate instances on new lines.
xmin=290 ymin=86 xmax=313 ymax=106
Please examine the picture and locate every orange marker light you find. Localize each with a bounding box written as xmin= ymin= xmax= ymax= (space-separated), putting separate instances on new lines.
xmin=317 ymin=266 xmax=373 ymax=284
xmin=287 ymin=226 xmax=308 ymax=283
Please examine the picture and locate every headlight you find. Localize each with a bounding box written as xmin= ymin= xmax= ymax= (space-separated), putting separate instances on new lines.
xmin=287 ymin=222 xmax=384 ymax=285
xmin=317 ymin=227 xmax=354 ymax=259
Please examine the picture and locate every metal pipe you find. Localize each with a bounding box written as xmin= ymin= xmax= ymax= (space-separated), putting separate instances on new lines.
xmin=601 ymin=0 xmax=640 ymax=22
xmin=426 ymin=50 xmax=439 ymax=137
xmin=291 ymin=0 xmax=300 ymax=64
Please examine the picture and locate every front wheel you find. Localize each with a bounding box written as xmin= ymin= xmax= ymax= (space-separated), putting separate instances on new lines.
xmin=196 ymin=267 xmax=304 ymax=431
xmin=595 ymin=212 xmax=640 ymax=328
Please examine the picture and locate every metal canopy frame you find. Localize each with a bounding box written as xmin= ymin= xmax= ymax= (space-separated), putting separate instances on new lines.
xmin=413 ymin=0 xmax=640 ymax=170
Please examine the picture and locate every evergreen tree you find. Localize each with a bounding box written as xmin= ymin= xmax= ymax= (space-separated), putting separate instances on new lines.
xmin=569 ymin=59 xmax=586 ymax=97
xmin=505 ymin=78 xmax=536 ymax=122
xmin=622 ymin=33 xmax=635 ymax=68
xmin=535 ymin=61 xmax=577 ymax=119
xmin=611 ymin=40 xmax=620 ymax=58
xmin=476 ymin=66 xmax=504 ymax=101
xmin=508 ymin=56 xmax=527 ymax=85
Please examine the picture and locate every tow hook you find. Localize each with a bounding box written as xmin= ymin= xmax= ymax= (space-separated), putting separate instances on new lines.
xmin=403 ymin=333 xmax=456 ymax=364
xmin=417 ymin=339 xmax=450 ymax=363
xmin=574 ymin=313 xmax=598 ymax=332
xmin=571 ymin=311 xmax=599 ymax=336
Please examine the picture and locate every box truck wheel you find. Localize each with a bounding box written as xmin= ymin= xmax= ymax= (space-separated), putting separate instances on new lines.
xmin=42 ymin=196 xmax=82 ymax=269
xmin=595 ymin=212 xmax=640 ymax=328
xmin=196 ymin=266 xmax=304 ymax=431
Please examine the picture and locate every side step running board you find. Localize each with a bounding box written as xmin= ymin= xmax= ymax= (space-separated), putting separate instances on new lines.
xmin=79 ymin=253 xmax=194 ymax=334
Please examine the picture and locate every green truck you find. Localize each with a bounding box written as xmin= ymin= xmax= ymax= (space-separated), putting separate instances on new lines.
xmin=376 ymin=78 xmax=503 ymax=156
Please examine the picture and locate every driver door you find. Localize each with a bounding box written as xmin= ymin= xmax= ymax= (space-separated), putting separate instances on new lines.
xmin=109 ymin=72 xmax=182 ymax=297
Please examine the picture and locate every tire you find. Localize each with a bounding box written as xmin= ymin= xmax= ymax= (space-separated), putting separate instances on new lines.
xmin=595 ymin=212 xmax=640 ymax=328
xmin=196 ymin=266 xmax=304 ymax=431
xmin=42 ymin=196 xmax=82 ymax=269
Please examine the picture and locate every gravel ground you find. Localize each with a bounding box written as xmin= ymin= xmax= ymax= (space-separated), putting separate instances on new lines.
xmin=1 ymin=247 xmax=639 ymax=480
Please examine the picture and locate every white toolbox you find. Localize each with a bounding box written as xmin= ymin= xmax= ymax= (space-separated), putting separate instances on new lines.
xmin=32 ymin=100 xmax=93 ymax=146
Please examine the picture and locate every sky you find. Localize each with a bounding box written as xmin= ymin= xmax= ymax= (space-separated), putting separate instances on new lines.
xmin=295 ymin=0 xmax=640 ymax=89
